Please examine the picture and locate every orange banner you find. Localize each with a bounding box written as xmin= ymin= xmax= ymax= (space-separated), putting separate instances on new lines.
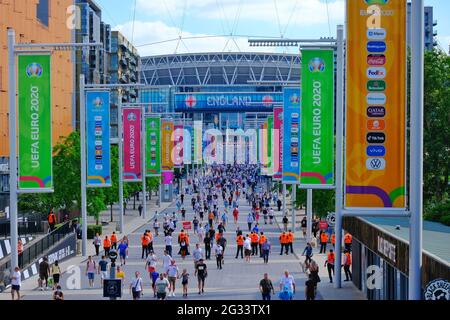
xmin=345 ymin=0 xmax=406 ymax=208
xmin=161 ymin=120 xmax=174 ymax=171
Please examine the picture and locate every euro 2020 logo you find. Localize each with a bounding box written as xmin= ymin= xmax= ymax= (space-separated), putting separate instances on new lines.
xmin=308 ymin=58 xmax=325 ymax=73
xmin=26 ymin=63 xmax=43 ymax=78
xmin=93 ymin=97 xmax=103 ymax=108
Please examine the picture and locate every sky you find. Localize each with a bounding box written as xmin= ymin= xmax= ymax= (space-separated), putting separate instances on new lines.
xmin=94 ymin=0 xmax=450 ymax=57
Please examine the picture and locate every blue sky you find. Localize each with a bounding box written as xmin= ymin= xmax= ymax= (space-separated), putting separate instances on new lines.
xmin=95 ymin=0 xmax=450 ymax=56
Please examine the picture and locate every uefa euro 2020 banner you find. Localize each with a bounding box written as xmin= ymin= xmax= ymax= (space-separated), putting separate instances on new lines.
xmin=146 ymin=117 xmax=161 ymax=177
xmin=183 ymin=125 xmax=193 ymax=165
xmin=273 ymin=107 xmax=283 ymax=180
xmin=86 ymin=91 xmax=111 ymax=187
xmin=300 ymin=49 xmax=335 ymax=188
xmin=173 ymin=125 xmax=184 ymax=168
xmin=193 ymin=121 xmax=203 ymax=164
xmin=345 ymin=0 xmax=406 ymax=208
xmin=282 ymin=87 xmax=301 ymax=184
xmin=18 ymin=54 xmax=53 ymax=192
xmin=161 ymin=120 xmax=174 ymax=185
xmin=123 ymin=108 xmax=142 ymax=182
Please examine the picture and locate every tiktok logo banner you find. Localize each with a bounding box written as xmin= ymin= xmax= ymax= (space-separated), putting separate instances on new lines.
xmin=123 ymin=108 xmax=142 ymax=181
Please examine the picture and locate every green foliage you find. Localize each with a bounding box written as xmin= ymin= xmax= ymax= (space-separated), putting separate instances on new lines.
xmin=87 ymin=224 xmax=102 ymax=239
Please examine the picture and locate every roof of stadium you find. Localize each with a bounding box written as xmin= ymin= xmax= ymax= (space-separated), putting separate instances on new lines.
xmin=140 ymin=52 xmax=301 ymax=87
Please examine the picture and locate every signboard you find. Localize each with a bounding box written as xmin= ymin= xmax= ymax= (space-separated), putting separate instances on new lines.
xmin=103 ymin=279 xmax=122 ymax=298
xmin=182 ymin=221 xmax=192 ymax=230
xmin=300 ymin=49 xmax=335 ymax=187
xmin=273 ymin=107 xmax=283 ymax=180
xmin=319 ymin=221 xmax=328 ymax=231
xmin=123 ymin=108 xmax=142 ymax=181
xmin=282 ymin=88 xmax=301 ymax=184
xmin=260 ymin=122 xmax=269 ymax=175
xmin=345 ymin=0 xmax=406 ymax=208
xmin=18 ymin=54 xmax=53 ymax=192
xmin=173 ymin=125 xmax=184 ymax=168
xmin=162 ymin=171 xmax=174 ymax=185
xmin=183 ymin=125 xmax=193 ymax=165
xmin=193 ymin=121 xmax=203 ymax=164
xmin=174 ymin=92 xmax=282 ymax=112
xmin=161 ymin=120 xmax=174 ymax=185
xmin=145 ymin=117 xmax=161 ymax=177
xmin=86 ymin=91 xmax=111 ymax=187
xmin=267 ymin=115 xmax=274 ymax=176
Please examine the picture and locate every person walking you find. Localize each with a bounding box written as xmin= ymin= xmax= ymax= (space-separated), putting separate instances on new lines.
xmin=85 ymin=256 xmax=96 ymax=288
xmin=343 ymin=250 xmax=353 ymax=282
xmin=279 ymin=232 xmax=288 ymax=255
xmin=10 ymin=267 xmax=21 ymax=300
xmin=233 ymin=206 xmax=239 ymax=224
xmin=98 ymin=255 xmax=109 ymax=288
xmin=308 ymin=259 xmax=321 ymax=288
xmin=138 ymin=203 xmax=143 ymax=217
xmin=118 ymin=239 xmax=128 ymax=265
xmin=93 ymin=233 xmax=101 ymax=256
xmin=259 ymin=273 xmax=275 ymax=301
xmin=166 ymin=259 xmax=179 ymax=297
xmin=305 ymin=274 xmax=316 ymax=300
xmin=331 ymin=233 xmax=336 ymax=248
xmin=164 ymin=232 xmax=173 ymax=257
xmin=324 ymin=249 xmax=335 ymax=283
xmin=17 ymin=239 xmax=23 ymax=268
xmin=258 ymin=232 xmax=266 ymax=257
xmin=282 ymin=216 xmax=289 ymax=232
xmin=287 ymin=230 xmax=294 ymax=254
xmin=145 ymin=250 xmax=158 ymax=276
xmin=261 ymin=239 xmax=271 ymax=264
xmin=181 ymin=269 xmax=190 ymax=298
xmin=195 ymin=259 xmax=208 ymax=295
xmin=301 ymin=243 xmax=313 ymax=272
xmin=250 ymin=231 xmax=259 ymax=256
xmin=53 ymin=285 xmax=64 ymax=300
xmin=246 ymin=213 xmax=254 ymax=231
xmin=38 ymin=256 xmax=50 ymax=291
xmin=269 ymin=207 xmax=275 ymax=224
xmin=155 ymin=273 xmax=170 ymax=300
xmin=204 ymin=232 xmax=212 ymax=260
xmin=279 ymin=270 xmax=296 ymax=300
xmin=162 ymin=250 xmax=172 ymax=274
xmin=213 ymin=242 xmax=224 ymax=270
xmin=130 ymin=271 xmax=143 ymax=300
xmin=301 ymin=217 xmax=307 ymax=238
xmin=103 ymin=236 xmax=111 ymax=257
xmin=48 ymin=209 xmax=56 ymax=232
xmin=235 ymin=233 xmax=244 ymax=259
xmin=141 ymin=232 xmax=150 ymax=259
xmin=344 ymin=232 xmax=353 ymax=252
xmin=319 ymin=231 xmax=329 ymax=254
xmin=243 ymin=236 xmax=252 ymax=263
xmin=277 ymin=199 xmax=282 ymax=211
xmin=110 ymin=232 xmax=118 ymax=250
xmin=51 ymin=260 xmax=61 ymax=290
xmin=193 ymin=216 xmax=199 ymax=234
xmin=193 ymin=243 xmax=204 ymax=268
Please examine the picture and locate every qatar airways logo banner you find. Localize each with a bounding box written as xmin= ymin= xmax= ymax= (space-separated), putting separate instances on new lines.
xmin=123 ymin=108 xmax=142 ymax=182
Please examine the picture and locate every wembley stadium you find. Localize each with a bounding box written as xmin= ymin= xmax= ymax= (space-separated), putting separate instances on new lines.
xmin=139 ymin=52 xmax=301 ymax=130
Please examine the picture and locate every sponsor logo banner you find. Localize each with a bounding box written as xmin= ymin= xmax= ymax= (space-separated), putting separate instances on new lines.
xmin=193 ymin=121 xmax=203 ymax=164
xmin=18 ymin=54 xmax=53 ymax=191
xmin=346 ymin=0 xmax=406 ymax=208
xmin=282 ymin=88 xmax=301 ymax=184
xmin=300 ymin=50 xmax=335 ymax=187
xmin=123 ymin=108 xmax=142 ymax=181
xmin=183 ymin=125 xmax=193 ymax=165
xmin=173 ymin=125 xmax=184 ymax=168
xmin=86 ymin=91 xmax=111 ymax=187
xmin=161 ymin=120 xmax=174 ymax=172
xmin=146 ymin=117 xmax=161 ymax=176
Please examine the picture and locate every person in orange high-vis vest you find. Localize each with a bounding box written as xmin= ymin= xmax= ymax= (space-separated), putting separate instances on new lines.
xmin=48 ymin=210 xmax=56 ymax=231
xmin=258 ymin=232 xmax=266 ymax=257
xmin=110 ymin=232 xmax=118 ymax=250
xmin=141 ymin=232 xmax=150 ymax=259
xmin=331 ymin=234 xmax=336 ymax=247
xmin=146 ymin=230 xmax=154 ymax=252
xmin=324 ymin=249 xmax=335 ymax=283
xmin=344 ymin=232 xmax=353 ymax=252
xmin=287 ymin=230 xmax=294 ymax=254
xmin=250 ymin=232 xmax=259 ymax=256
xmin=279 ymin=232 xmax=288 ymax=255
xmin=343 ymin=250 xmax=352 ymax=281
xmin=319 ymin=231 xmax=329 ymax=254
xmin=18 ymin=239 xmax=23 ymax=268
xmin=235 ymin=234 xmax=244 ymax=259
xmin=103 ymin=236 xmax=111 ymax=256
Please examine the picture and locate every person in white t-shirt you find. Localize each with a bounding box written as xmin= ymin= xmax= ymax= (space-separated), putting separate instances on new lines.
xmin=145 ymin=251 xmax=158 ymax=275
xmin=10 ymin=267 xmax=21 ymax=300
xmin=162 ymin=251 xmax=173 ymax=275
xmin=279 ymin=270 xmax=296 ymax=295
xmin=164 ymin=234 xmax=173 ymax=256
xmin=166 ymin=260 xmax=179 ymax=297
xmin=243 ymin=237 xmax=252 ymax=263
xmin=129 ymin=271 xmax=143 ymax=300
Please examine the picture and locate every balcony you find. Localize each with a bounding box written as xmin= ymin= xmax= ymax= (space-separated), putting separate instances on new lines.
xmin=120 ymin=57 xmax=128 ymax=67
xmin=119 ymin=74 xmax=128 ymax=83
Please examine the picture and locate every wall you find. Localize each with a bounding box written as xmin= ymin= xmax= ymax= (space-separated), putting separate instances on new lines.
xmin=0 ymin=0 xmax=74 ymax=157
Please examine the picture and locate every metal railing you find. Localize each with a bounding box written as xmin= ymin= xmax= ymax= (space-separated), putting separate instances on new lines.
xmin=0 ymin=220 xmax=74 ymax=290
xmin=0 ymin=219 xmax=44 ymax=239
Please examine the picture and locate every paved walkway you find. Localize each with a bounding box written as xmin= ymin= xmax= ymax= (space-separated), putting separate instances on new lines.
xmin=1 ymin=182 xmax=365 ymax=301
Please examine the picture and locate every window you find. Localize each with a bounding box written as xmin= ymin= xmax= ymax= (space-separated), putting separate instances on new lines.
xmin=36 ymin=0 xmax=49 ymax=27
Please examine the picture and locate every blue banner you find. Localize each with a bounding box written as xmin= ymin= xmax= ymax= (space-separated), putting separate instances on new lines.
xmin=86 ymin=91 xmax=111 ymax=187
xmin=174 ymin=92 xmax=283 ymax=112
xmin=282 ymin=88 xmax=301 ymax=184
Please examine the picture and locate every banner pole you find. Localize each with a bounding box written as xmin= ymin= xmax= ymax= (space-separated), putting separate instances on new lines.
xmin=306 ymin=189 xmax=313 ymax=242
xmin=118 ymin=94 xmax=124 ymax=232
xmin=282 ymin=184 xmax=286 ymax=217
xmin=409 ymin=0 xmax=424 ymax=300
xmin=142 ymin=109 xmax=147 ymax=220
xmin=79 ymin=74 xmax=87 ymax=256
xmin=334 ymin=24 xmax=345 ymax=289
xmin=292 ymin=184 xmax=296 ymax=231
xmin=8 ymin=29 xmax=19 ymax=270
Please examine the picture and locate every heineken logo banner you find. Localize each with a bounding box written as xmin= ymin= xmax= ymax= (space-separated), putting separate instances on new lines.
xmin=146 ymin=117 xmax=161 ymax=177
xmin=300 ymin=49 xmax=335 ymax=188
xmin=18 ymin=54 xmax=53 ymax=192
xmin=86 ymin=91 xmax=111 ymax=187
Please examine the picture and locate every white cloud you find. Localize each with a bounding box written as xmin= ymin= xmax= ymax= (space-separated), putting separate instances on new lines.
xmin=114 ymin=20 xmax=297 ymax=56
